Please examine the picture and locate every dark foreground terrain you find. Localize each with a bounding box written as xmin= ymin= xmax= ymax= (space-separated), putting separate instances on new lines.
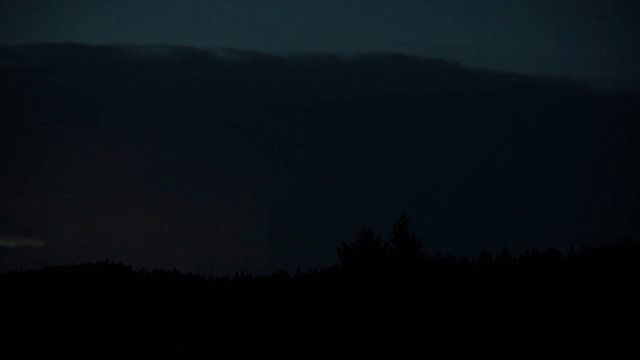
xmin=1 ymin=240 xmax=638 ymax=359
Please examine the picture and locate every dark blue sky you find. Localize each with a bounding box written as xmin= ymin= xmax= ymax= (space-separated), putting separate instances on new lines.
xmin=1 ymin=0 xmax=638 ymax=82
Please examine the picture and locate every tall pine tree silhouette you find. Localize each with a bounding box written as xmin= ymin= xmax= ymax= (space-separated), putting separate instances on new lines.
xmin=389 ymin=213 xmax=424 ymax=269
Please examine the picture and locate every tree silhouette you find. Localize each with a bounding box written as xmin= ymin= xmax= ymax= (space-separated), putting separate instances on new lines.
xmin=476 ymin=250 xmax=493 ymax=266
xmin=496 ymin=246 xmax=514 ymax=265
xmin=389 ymin=213 xmax=424 ymax=268
xmin=337 ymin=228 xmax=390 ymax=274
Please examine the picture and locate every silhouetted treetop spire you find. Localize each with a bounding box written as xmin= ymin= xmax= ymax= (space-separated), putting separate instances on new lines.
xmin=389 ymin=213 xmax=424 ymax=266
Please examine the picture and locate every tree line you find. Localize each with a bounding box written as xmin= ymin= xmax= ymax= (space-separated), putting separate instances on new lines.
xmin=1 ymin=214 xmax=638 ymax=358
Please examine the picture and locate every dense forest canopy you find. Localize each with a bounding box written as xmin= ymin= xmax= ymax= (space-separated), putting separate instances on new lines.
xmin=2 ymin=235 xmax=638 ymax=358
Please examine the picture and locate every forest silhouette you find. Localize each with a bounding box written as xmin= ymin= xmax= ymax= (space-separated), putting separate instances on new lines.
xmin=1 ymin=214 xmax=638 ymax=359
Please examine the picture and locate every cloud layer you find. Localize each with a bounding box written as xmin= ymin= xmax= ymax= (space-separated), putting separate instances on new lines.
xmin=1 ymin=44 xmax=638 ymax=274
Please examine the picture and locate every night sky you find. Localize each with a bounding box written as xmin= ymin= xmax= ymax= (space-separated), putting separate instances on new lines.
xmin=0 ymin=0 xmax=638 ymax=274
xmin=2 ymin=0 xmax=640 ymax=82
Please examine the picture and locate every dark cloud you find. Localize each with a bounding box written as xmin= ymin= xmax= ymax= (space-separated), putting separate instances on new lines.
xmin=0 ymin=44 xmax=638 ymax=274
xmin=1 ymin=0 xmax=638 ymax=82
